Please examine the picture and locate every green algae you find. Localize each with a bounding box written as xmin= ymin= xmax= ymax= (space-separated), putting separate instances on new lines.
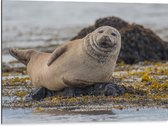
xmin=14 ymin=91 xmax=27 ymax=98
xmin=141 ymin=73 xmax=152 ymax=82
xmin=2 ymin=77 xmax=30 ymax=86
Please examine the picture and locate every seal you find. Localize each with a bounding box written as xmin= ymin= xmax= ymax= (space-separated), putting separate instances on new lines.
xmin=9 ymin=26 xmax=121 ymax=91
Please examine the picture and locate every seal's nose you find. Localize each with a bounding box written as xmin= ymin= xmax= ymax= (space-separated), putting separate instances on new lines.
xmin=98 ymin=36 xmax=113 ymax=48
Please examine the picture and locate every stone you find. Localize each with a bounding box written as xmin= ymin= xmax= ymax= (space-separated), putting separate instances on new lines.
xmin=25 ymin=83 xmax=128 ymax=101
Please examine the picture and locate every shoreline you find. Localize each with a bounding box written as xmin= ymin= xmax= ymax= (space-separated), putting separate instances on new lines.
xmin=2 ymin=61 xmax=168 ymax=110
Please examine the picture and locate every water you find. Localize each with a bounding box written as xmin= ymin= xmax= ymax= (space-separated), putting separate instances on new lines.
xmin=3 ymin=1 xmax=168 ymax=28
xmin=2 ymin=108 xmax=168 ymax=123
xmin=2 ymin=1 xmax=168 ymax=50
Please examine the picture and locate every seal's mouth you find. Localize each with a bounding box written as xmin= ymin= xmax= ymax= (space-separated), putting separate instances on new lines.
xmin=98 ymin=36 xmax=116 ymax=49
xmin=101 ymin=42 xmax=117 ymax=49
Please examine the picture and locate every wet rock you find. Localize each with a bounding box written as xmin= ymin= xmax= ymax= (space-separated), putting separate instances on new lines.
xmin=26 ymin=83 xmax=127 ymax=101
xmin=2 ymin=62 xmax=11 ymax=72
xmin=71 ymin=16 xmax=168 ymax=64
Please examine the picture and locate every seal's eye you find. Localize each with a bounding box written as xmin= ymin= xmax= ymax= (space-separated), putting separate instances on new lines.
xmin=98 ymin=30 xmax=104 ymax=33
xmin=111 ymin=32 xmax=117 ymax=36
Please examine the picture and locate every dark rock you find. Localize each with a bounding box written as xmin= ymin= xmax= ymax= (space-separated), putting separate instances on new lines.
xmin=104 ymin=84 xmax=120 ymax=96
xmin=27 ymin=83 xmax=128 ymax=101
xmin=71 ymin=16 xmax=168 ymax=64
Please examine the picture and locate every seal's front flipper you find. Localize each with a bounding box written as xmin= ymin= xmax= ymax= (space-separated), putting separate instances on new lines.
xmin=9 ymin=48 xmax=35 ymax=65
xmin=24 ymin=87 xmax=56 ymax=101
xmin=31 ymin=87 xmax=48 ymax=101
xmin=47 ymin=45 xmax=67 ymax=66
xmin=24 ymin=87 xmax=46 ymax=101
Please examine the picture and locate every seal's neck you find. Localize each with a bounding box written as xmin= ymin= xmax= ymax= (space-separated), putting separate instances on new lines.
xmin=82 ymin=34 xmax=115 ymax=63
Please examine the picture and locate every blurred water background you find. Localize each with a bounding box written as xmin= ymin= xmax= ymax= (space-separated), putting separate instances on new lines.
xmin=2 ymin=1 xmax=168 ymax=51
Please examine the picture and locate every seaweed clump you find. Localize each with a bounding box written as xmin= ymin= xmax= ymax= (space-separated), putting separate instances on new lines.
xmin=71 ymin=16 xmax=168 ymax=64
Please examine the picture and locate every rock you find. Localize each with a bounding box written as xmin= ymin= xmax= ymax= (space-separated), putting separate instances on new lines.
xmin=71 ymin=16 xmax=168 ymax=64
xmin=26 ymin=83 xmax=128 ymax=101
xmin=2 ymin=62 xmax=11 ymax=72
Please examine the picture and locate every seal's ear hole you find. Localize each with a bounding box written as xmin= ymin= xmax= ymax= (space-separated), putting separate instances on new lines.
xmin=98 ymin=30 xmax=104 ymax=33
xmin=111 ymin=32 xmax=117 ymax=36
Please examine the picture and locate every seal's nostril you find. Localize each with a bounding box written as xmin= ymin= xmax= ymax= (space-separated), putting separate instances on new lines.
xmin=111 ymin=32 xmax=117 ymax=36
xmin=98 ymin=30 xmax=104 ymax=33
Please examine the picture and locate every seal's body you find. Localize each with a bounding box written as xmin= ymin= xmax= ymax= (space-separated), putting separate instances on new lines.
xmin=9 ymin=26 xmax=121 ymax=91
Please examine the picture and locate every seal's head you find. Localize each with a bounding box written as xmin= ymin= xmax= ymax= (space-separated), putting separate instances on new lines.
xmin=83 ymin=26 xmax=121 ymax=63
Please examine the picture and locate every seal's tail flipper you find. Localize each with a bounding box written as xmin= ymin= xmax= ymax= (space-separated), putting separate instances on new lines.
xmin=9 ymin=48 xmax=35 ymax=65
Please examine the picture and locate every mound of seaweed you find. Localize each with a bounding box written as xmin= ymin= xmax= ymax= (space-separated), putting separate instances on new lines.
xmin=71 ymin=16 xmax=168 ymax=64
